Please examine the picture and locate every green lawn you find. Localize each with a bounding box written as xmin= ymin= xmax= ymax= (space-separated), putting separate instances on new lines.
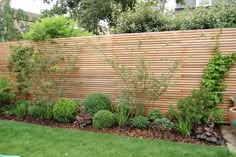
xmin=0 ymin=120 xmax=234 ymax=157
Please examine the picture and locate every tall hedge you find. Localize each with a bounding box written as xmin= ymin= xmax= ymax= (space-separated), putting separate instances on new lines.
xmin=113 ymin=2 xmax=236 ymax=34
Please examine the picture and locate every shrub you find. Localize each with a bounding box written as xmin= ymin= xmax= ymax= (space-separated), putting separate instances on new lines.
xmin=170 ymin=89 xmax=223 ymax=125
xmin=84 ymin=93 xmax=111 ymax=115
xmin=23 ymin=16 xmax=92 ymax=41
xmin=29 ymin=100 xmax=54 ymax=120
xmin=29 ymin=105 xmax=44 ymax=118
xmin=74 ymin=99 xmax=82 ymax=108
xmin=208 ymin=107 xmax=224 ymax=123
xmin=0 ymin=76 xmax=15 ymax=111
xmin=53 ymin=98 xmax=78 ymax=123
xmin=130 ymin=116 xmax=150 ymax=129
xmin=114 ymin=102 xmax=131 ymax=127
xmin=167 ymin=89 xmax=224 ymax=136
xmin=14 ymin=100 xmax=29 ymax=117
xmin=114 ymin=2 xmax=236 ymax=34
xmin=152 ymin=118 xmax=175 ymax=131
xmin=176 ymin=2 xmax=236 ymax=30
xmin=167 ymin=106 xmax=179 ymax=121
xmin=93 ymin=110 xmax=115 ymax=129
xmin=113 ymin=2 xmax=172 ymax=33
xmin=147 ymin=109 xmax=163 ymax=121
xmin=2 ymin=104 xmax=15 ymax=116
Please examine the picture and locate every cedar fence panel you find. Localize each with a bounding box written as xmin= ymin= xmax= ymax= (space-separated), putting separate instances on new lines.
xmin=0 ymin=28 xmax=236 ymax=123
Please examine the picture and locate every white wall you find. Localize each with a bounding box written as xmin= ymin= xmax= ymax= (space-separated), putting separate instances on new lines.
xmin=165 ymin=0 xmax=176 ymax=11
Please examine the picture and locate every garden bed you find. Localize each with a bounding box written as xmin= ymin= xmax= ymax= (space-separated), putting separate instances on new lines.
xmin=0 ymin=113 xmax=224 ymax=146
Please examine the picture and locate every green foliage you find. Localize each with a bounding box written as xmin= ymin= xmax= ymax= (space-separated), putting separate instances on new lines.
xmin=84 ymin=93 xmax=111 ymax=115
xmin=114 ymin=2 xmax=236 ymax=33
xmin=42 ymin=0 xmax=137 ymax=34
xmin=168 ymin=89 xmax=224 ymax=136
xmin=9 ymin=44 xmax=78 ymax=104
xmin=28 ymin=105 xmax=44 ymax=118
xmin=92 ymin=110 xmax=115 ymax=129
xmin=13 ymin=100 xmax=29 ymax=117
xmin=53 ymin=98 xmax=78 ymax=123
xmin=152 ymin=118 xmax=175 ymax=131
xmin=0 ymin=76 xmax=15 ymax=110
xmin=130 ymin=116 xmax=150 ymax=129
xmin=147 ymin=109 xmax=163 ymax=121
xmin=9 ymin=45 xmax=79 ymax=102
xmin=176 ymin=2 xmax=236 ymax=30
xmin=23 ymin=16 xmax=92 ymax=41
xmin=168 ymin=47 xmax=235 ymax=128
xmin=113 ymin=2 xmax=171 ymax=33
xmin=167 ymin=106 xmax=179 ymax=121
xmin=42 ymin=0 xmax=186 ymax=34
xmin=74 ymin=99 xmax=82 ymax=108
xmin=8 ymin=46 xmax=34 ymax=97
xmin=209 ymin=107 xmax=224 ymax=123
xmin=0 ymin=0 xmax=27 ymax=42
xmin=28 ymin=100 xmax=54 ymax=120
xmin=176 ymin=117 xmax=192 ymax=137
xmin=202 ymin=48 xmax=236 ymax=104
xmin=114 ymin=101 xmax=131 ymax=127
xmin=167 ymin=47 xmax=235 ymax=136
xmin=176 ymin=89 xmax=223 ymax=124
xmin=29 ymin=45 xmax=77 ymax=101
xmin=105 ymin=55 xmax=178 ymax=116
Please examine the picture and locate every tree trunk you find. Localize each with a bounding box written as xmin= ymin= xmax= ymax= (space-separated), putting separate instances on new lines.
xmin=160 ymin=0 xmax=166 ymax=15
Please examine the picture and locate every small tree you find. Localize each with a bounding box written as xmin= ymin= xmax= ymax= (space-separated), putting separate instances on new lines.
xmin=42 ymin=0 xmax=137 ymax=34
xmin=0 ymin=0 xmax=27 ymax=42
xmin=9 ymin=43 xmax=79 ymax=102
xmin=104 ymin=53 xmax=178 ymax=115
xmin=23 ymin=16 xmax=92 ymax=41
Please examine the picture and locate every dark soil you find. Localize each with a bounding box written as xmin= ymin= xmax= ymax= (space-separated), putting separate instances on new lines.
xmin=0 ymin=114 xmax=225 ymax=146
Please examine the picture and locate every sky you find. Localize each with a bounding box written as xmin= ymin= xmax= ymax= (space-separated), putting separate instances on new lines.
xmin=9 ymin=0 xmax=176 ymax=14
xmin=10 ymin=0 xmax=53 ymax=14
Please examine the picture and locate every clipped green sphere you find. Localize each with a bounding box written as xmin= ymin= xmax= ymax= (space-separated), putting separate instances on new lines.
xmin=84 ymin=93 xmax=111 ymax=115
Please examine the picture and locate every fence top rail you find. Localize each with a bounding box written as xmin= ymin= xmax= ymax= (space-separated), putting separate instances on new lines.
xmin=0 ymin=28 xmax=236 ymax=45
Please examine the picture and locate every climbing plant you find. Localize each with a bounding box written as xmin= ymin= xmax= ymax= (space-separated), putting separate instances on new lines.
xmin=201 ymin=47 xmax=236 ymax=104
xmin=168 ymin=47 xmax=235 ymax=133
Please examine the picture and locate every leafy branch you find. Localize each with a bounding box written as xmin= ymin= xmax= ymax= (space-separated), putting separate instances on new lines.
xmin=104 ymin=54 xmax=179 ymax=115
xmin=8 ymin=41 xmax=79 ymax=102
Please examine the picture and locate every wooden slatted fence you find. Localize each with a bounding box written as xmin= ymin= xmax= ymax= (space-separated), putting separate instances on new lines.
xmin=0 ymin=28 xmax=236 ymax=123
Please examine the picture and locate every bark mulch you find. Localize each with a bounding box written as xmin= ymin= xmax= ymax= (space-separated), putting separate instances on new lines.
xmin=0 ymin=114 xmax=225 ymax=146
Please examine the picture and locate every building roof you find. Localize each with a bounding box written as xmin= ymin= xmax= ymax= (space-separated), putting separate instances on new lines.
xmin=1 ymin=0 xmax=40 ymax=22
xmin=13 ymin=9 xmax=40 ymax=22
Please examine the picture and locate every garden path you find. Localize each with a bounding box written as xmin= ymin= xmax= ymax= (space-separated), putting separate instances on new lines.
xmin=222 ymin=125 xmax=236 ymax=153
